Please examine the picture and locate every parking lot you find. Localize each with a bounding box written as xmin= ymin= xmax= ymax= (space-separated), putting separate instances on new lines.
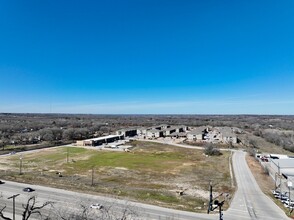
xmin=258 ymin=155 xmax=294 ymax=210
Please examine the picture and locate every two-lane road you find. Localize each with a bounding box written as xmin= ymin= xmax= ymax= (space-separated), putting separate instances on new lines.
xmin=225 ymin=150 xmax=289 ymax=220
xmin=0 ymin=180 xmax=217 ymax=220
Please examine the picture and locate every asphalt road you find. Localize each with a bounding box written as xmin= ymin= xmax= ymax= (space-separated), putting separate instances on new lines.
xmin=0 ymin=180 xmax=217 ymax=220
xmin=0 ymin=149 xmax=290 ymax=219
xmin=225 ymin=150 xmax=289 ymax=220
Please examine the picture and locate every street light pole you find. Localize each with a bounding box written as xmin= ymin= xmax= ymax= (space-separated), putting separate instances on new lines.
xmin=8 ymin=194 xmax=20 ymax=220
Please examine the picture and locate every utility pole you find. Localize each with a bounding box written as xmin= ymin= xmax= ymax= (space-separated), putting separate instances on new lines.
xmin=207 ymin=181 xmax=225 ymax=220
xmin=278 ymin=162 xmax=282 ymax=200
xmin=288 ymin=181 xmax=293 ymax=215
xmin=275 ymin=172 xmax=277 ymax=191
xmin=8 ymin=194 xmax=20 ymax=220
xmin=19 ymin=154 xmax=23 ymax=175
xmin=91 ymin=167 xmax=94 ymax=186
xmin=216 ymin=200 xmax=224 ymax=220
xmin=207 ymin=181 xmax=213 ymax=214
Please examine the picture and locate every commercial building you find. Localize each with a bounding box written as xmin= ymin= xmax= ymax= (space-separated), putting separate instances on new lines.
xmin=269 ymin=158 xmax=294 ymax=178
xmin=76 ymin=134 xmax=124 ymax=146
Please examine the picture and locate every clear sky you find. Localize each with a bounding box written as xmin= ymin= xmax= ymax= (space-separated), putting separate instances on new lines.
xmin=1 ymin=0 xmax=294 ymax=114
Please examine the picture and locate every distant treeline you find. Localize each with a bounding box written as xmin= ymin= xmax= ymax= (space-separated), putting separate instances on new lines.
xmin=1 ymin=113 xmax=294 ymax=151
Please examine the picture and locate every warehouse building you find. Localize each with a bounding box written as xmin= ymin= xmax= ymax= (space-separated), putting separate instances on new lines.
xmin=269 ymin=158 xmax=294 ymax=178
xmin=76 ymin=134 xmax=124 ymax=146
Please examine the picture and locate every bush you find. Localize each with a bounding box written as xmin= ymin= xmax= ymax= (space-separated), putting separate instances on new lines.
xmin=248 ymin=147 xmax=256 ymax=157
xmin=204 ymin=143 xmax=222 ymax=156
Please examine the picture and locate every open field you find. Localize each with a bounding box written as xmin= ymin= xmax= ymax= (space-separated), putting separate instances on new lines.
xmin=0 ymin=141 xmax=233 ymax=212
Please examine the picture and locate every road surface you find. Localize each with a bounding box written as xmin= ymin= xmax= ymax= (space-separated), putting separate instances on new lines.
xmin=225 ymin=150 xmax=289 ymax=220
xmin=0 ymin=180 xmax=216 ymax=220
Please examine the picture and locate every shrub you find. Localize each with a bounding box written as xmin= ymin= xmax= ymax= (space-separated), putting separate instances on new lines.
xmin=204 ymin=143 xmax=222 ymax=156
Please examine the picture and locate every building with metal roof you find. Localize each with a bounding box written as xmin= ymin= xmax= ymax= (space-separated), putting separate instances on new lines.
xmin=76 ymin=134 xmax=124 ymax=146
xmin=269 ymin=158 xmax=294 ymax=178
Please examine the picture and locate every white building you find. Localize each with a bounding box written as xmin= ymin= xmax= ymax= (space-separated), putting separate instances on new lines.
xmin=76 ymin=134 xmax=124 ymax=146
xmin=146 ymin=129 xmax=164 ymax=138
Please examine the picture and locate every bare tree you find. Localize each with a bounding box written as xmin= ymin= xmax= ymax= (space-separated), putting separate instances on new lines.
xmin=248 ymin=139 xmax=257 ymax=148
xmin=0 ymin=138 xmax=9 ymax=151
xmin=22 ymin=196 xmax=54 ymax=220
xmin=0 ymin=196 xmax=54 ymax=220
xmin=0 ymin=205 xmax=12 ymax=220
xmin=53 ymin=200 xmax=139 ymax=220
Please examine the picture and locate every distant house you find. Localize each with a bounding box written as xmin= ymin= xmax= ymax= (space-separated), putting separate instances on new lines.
xmin=174 ymin=125 xmax=187 ymax=133
xmin=186 ymin=126 xmax=238 ymax=144
xmin=158 ymin=124 xmax=170 ymax=130
xmin=187 ymin=127 xmax=207 ymax=141
xmin=119 ymin=124 xmax=188 ymax=139
xmin=116 ymin=128 xmax=137 ymax=137
xmin=146 ymin=129 xmax=164 ymax=138
xmin=149 ymin=125 xmax=162 ymax=130
xmin=217 ymin=127 xmax=238 ymax=144
xmin=137 ymin=127 xmax=148 ymax=136
xmin=170 ymin=132 xmax=187 ymax=138
xmin=162 ymin=128 xmax=176 ymax=136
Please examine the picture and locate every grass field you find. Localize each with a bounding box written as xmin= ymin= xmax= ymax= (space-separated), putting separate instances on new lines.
xmin=0 ymin=140 xmax=233 ymax=212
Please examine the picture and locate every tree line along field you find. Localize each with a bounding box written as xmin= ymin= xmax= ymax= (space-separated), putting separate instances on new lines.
xmin=1 ymin=113 xmax=294 ymax=154
xmin=0 ymin=141 xmax=232 ymax=212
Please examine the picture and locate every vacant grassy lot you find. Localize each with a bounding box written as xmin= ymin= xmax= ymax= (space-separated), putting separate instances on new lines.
xmin=0 ymin=141 xmax=232 ymax=212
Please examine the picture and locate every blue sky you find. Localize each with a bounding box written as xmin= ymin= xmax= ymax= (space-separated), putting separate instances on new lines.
xmin=0 ymin=0 xmax=294 ymax=114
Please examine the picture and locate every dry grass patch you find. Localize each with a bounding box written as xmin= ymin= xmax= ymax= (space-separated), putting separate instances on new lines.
xmin=1 ymin=141 xmax=233 ymax=212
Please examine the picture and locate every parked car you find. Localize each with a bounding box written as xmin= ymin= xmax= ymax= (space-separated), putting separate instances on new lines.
xmin=283 ymin=199 xmax=294 ymax=205
xmin=23 ymin=187 xmax=35 ymax=192
xmin=90 ymin=204 xmax=103 ymax=209
xmin=284 ymin=203 xmax=294 ymax=208
xmin=260 ymin=156 xmax=268 ymax=162
xmin=272 ymin=190 xmax=280 ymax=196
xmin=278 ymin=194 xmax=288 ymax=201
xmin=273 ymin=191 xmax=287 ymax=199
